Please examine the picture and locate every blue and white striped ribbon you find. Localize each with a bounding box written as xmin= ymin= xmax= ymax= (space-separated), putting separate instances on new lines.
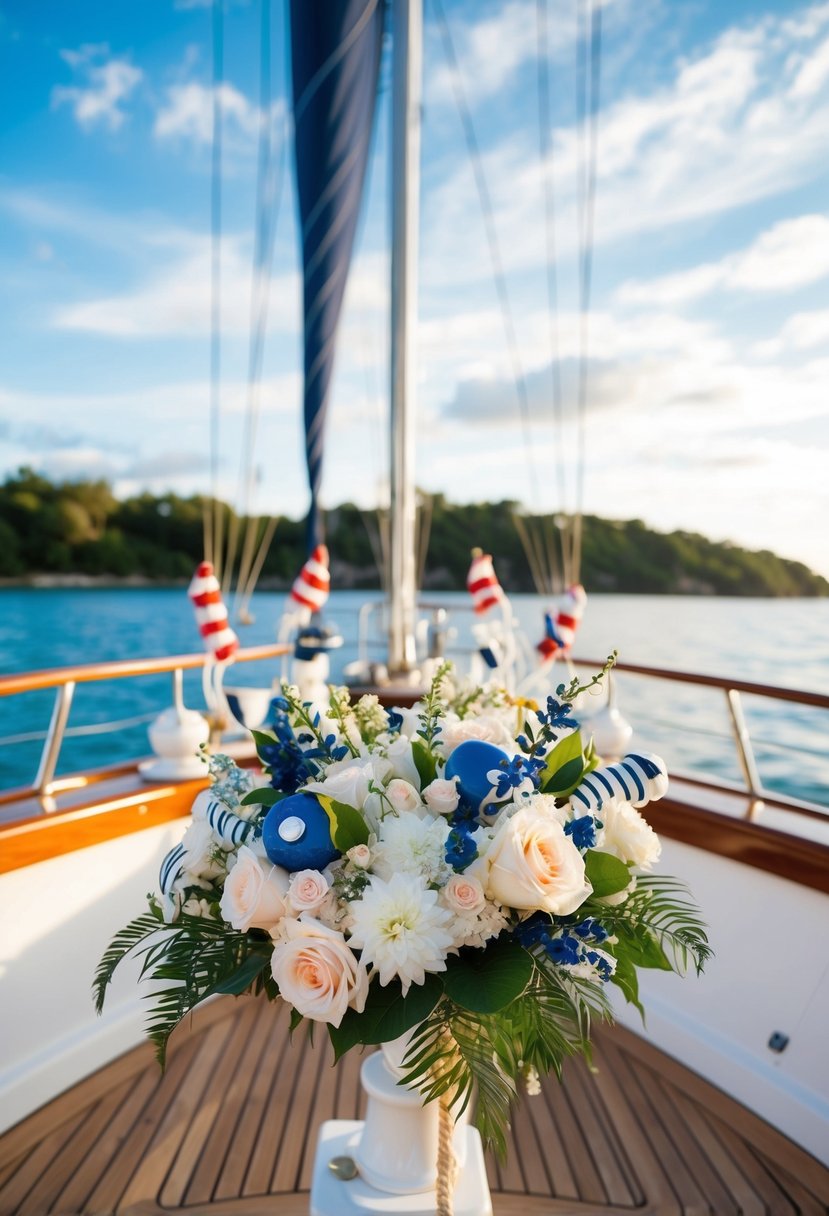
xmin=570 ymin=752 xmax=668 ymax=814
xmin=202 ymin=797 xmax=255 ymax=847
xmin=159 ymin=842 xmax=187 ymax=897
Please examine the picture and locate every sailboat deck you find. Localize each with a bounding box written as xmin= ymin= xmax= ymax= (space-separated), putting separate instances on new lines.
xmin=2 ymin=996 xmax=828 ymax=1216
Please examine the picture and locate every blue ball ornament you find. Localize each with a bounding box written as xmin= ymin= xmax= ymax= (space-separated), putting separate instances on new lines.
xmin=445 ymin=739 xmax=510 ymax=812
xmin=262 ymin=792 xmax=340 ymax=872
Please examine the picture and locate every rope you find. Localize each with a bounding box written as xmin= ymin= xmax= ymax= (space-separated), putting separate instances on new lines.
xmin=435 ymin=1092 xmax=457 ymax=1216
xmin=431 ymin=0 xmax=541 ymax=509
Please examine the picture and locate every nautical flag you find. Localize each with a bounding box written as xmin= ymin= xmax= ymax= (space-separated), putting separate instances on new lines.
xmin=467 ymin=550 xmax=505 ymax=615
xmin=290 ymin=544 xmax=331 ymax=614
xmin=188 ymin=561 xmax=239 ymax=662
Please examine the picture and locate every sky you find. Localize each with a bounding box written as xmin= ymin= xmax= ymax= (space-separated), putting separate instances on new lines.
xmin=1 ymin=0 xmax=829 ymax=576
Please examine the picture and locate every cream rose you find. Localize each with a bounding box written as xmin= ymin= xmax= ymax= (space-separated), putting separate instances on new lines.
xmin=443 ymin=873 xmax=486 ymax=914
xmin=385 ymin=778 xmax=422 ymax=815
xmin=484 ymin=805 xmax=591 ymax=914
xmin=220 ymin=846 xmax=289 ymax=932
xmin=347 ymin=844 xmax=372 ymax=869
xmin=423 ymin=776 xmax=460 ymax=816
xmin=287 ymin=869 xmax=331 ymax=913
xmin=596 ymin=800 xmax=661 ymax=870
xmin=270 ymin=915 xmax=368 ymax=1027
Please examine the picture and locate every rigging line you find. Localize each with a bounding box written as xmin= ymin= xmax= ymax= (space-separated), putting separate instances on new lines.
xmin=573 ymin=0 xmax=602 ymax=579
xmin=430 ymin=0 xmax=542 ymax=509
xmin=231 ymin=0 xmax=288 ymax=605
xmin=536 ymin=0 xmax=567 ymax=517
xmin=512 ymin=511 xmax=546 ymax=598
xmin=238 ymin=513 xmax=279 ymax=619
xmin=210 ymin=0 xmax=225 ymax=583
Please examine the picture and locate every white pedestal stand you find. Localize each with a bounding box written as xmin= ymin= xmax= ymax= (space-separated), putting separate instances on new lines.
xmin=310 ymin=1049 xmax=492 ymax=1216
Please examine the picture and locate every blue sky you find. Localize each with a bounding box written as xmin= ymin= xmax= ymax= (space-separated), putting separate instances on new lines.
xmin=2 ymin=0 xmax=829 ymax=576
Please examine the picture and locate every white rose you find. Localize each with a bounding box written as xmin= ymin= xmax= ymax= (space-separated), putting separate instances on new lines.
xmin=438 ymin=714 xmax=515 ymax=758
xmin=304 ymin=754 xmax=392 ymax=809
xmin=347 ymin=843 xmax=372 ymax=869
xmin=423 ymin=776 xmax=460 ymax=816
xmin=484 ymin=804 xmax=591 ymax=915
xmin=270 ymin=915 xmax=368 ymax=1027
xmin=179 ymin=818 xmax=225 ymax=880
xmin=442 ymin=873 xmax=486 ymax=914
xmin=220 ymin=846 xmax=289 ymax=932
xmin=595 ymin=799 xmax=661 ymax=870
xmin=385 ymin=778 xmax=423 ymax=815
xmin=385 ymin=736 xmax=423 ymax=789
xmin=288 ymin=869 xmax=331 ymax=913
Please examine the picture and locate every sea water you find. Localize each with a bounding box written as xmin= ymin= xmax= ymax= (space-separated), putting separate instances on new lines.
xmin=0 ymin=588 xmax=827 ymax=807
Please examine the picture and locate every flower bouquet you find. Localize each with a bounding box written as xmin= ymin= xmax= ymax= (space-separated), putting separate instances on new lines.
xmin=96 ymin=658 xmax=709 ymax=1195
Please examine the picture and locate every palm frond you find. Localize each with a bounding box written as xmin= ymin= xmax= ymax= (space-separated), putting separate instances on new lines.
xmin=597 ymin=875 xmax=712 ymax=974
xmin=93 ymin=913 xmax=162 ymax=1014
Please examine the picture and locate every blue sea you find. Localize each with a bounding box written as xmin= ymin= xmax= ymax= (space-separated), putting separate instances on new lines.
xmin=1 ymin=589 xmax=827 ymax=811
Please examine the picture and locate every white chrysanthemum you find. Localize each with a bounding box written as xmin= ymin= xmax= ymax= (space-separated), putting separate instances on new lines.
xmin=595 ymin=799 xmax=661 ymax=870
xmin=347 ymin=873 xmax=454 ymax=993
xmin=373 ymin=814 xmax=451 ymax=885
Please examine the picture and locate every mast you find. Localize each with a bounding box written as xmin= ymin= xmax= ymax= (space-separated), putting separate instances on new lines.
xmin=388 ymin=0 xmax=422 ymax=676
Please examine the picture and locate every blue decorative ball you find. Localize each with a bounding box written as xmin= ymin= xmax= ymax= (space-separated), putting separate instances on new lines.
xmin=445 ymin=740 xmax=510 ymax=812
xmin=261 ymin=792 xmax=340 ymax=872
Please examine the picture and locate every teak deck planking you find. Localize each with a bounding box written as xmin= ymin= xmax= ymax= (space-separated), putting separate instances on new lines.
xmin=1 ymin=994 xmax=828 ymax=1216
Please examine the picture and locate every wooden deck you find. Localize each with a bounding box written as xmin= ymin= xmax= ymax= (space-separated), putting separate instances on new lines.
xmin=1 ymin=996 xmax=828 ymax=1216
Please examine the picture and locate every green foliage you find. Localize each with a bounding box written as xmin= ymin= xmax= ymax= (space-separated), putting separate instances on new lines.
xmin=583 ymin=849 xmax=632 ymax=898
xmin=442 ymin=941 xmax=533 ymax=1014
xmin=328 ymin=974 xmax=444 ymax=1060
xmin=595 ymin=875 xmax=712 ymax=975
xmin=93 ymin=912 xmax=273 ymax=1067
xmin=540 ymin=730 xmax=585 ymax=795
xmin=317 ymin=795 xmax=371 ymax=852
xmin=1 ymin=469 xmax=826 ymax=595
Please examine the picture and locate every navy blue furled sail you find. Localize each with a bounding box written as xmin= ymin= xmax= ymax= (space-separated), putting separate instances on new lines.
xmin=290 ymin=0 xmax=385 ymax=552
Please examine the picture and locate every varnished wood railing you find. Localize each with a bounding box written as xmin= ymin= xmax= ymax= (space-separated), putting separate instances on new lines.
xmin=0 ymin=644 xmax=289 ymax=810
xmin=1 ymin=647 xmax=827 ymax=891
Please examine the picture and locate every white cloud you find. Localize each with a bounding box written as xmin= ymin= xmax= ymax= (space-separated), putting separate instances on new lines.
xmin=617 ymin=215 xmax=829 ymax=306
xmin=753 ymin=309 xmax=829 ymax=357
xmin=52 ymin=44 xmax=142 ymax=131
xmin=154 ymin=82 xmax=269 ymax=146
xmin=421 ymin=4 xmax=829 ymax=289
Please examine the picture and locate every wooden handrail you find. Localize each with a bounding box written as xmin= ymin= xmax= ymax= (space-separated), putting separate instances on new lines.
xmin=573 ymin=656 xmax=829 ymax=710
xmin=0 ymin=644 xmax=290 ymax=696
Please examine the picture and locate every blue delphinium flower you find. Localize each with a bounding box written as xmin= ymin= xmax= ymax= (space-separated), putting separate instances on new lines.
xmin=445 ymin=823 xmax=478 ymax=872
xmin=492 ymin=754 xmax=547 ymax=799
xmin=564 ymin=814 xmax=597 ymax=850
xmin=536 ymin=694 xmax=579 ymax=736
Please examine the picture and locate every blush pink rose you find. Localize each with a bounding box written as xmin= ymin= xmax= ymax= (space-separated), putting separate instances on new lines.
xmin=270 ymin=915 xmax=368 ymax=1027
xmin=287 ymin=869 xmax=330 ymax=913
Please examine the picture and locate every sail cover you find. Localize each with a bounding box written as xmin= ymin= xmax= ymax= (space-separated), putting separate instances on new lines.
xmin=290 ymin=0 xmax=385 ymax=552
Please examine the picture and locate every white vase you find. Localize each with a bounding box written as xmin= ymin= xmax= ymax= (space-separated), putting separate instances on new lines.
xmin=353 ymin=1031 xmax=468 ymax=1195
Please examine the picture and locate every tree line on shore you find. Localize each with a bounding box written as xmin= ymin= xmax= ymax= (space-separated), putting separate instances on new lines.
xmin=0 ymin=468 xmax=826 ymax=597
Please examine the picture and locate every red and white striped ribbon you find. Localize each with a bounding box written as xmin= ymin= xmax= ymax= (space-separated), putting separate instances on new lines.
xmin=466 ymin=550 xmax=505 ymax=615
xmin=188 ymin=561 xmax=239 ymax=662
xmin=290 ymin=544 xmax=330 ymax=614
